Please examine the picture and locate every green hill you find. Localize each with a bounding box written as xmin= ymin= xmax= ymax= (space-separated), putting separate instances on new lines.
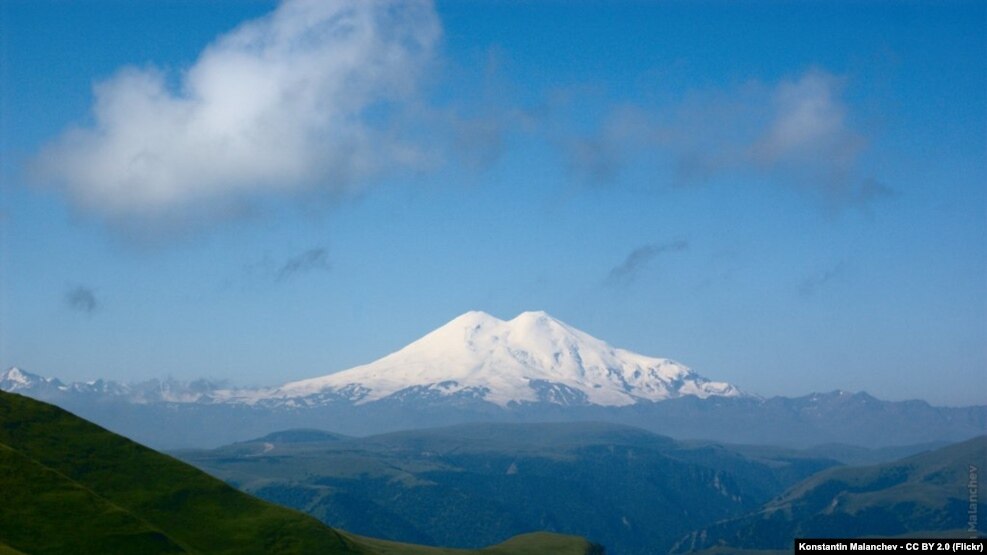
xmin=674 ymin=436 xmax=986 ymax=552
xmin=0 ymin=391 xmax=599 ymax=555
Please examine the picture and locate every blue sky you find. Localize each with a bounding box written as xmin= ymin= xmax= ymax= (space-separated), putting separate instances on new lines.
xmin=1 ymin=0 xmax=984 ymax=405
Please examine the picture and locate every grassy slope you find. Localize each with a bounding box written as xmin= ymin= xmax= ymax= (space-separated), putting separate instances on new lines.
xmin=0 ymin=544 xmax=27 ymax=555
xmin=0 ymin=391 xmax=595 ymax=555
xmin=0 ymin=390 xmax=356 ymax=555
xmin=0 ymin=442 xmax=186 ymax=554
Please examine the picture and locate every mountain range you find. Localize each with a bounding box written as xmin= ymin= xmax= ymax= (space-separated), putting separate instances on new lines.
xmin=1 ymin=311 xmax=741 ymax=408
xmin=3 ymin=311 xmax=984 ymax=449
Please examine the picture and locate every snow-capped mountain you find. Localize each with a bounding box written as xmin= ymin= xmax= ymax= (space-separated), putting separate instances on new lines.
xmin=0 ymin=367 xmax=225 ymax=404
xmin=0 ymin=367 xmax=64 ymax=393
xmin=274 ymin=310 xmax=743 ymax=407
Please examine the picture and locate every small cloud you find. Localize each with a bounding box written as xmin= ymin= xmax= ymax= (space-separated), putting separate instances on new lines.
xmin=746 ymin=70 xmax=891 ymax=208
xmin=276 ymin=248 xmax=330 ymax=281
xmin=565 ymin=137 xmax=622 ymax=183
xmin=441 ymin=46 xmax=548 ymax=173
xmin=65 ymin=286 xmax=98 ymax=314
xmin=558 ymin=104 xmax=661 ymax=185
xmin=799 ymin=262 xmax=846 ymax=297
xmin=239 ymin=247 xmax=331 ymax=285
xmin=607 ymin=240 xmax=688 ymax=286
xmin=847 ymin=177 xmax=896 ymax=208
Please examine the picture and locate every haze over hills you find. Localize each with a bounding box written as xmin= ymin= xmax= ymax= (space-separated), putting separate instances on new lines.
xmin=176 ymin=421 xmax=838 ymax=555
xmin=176 ymin=423 xmax=986 ymax=555
xmin=673 ymin=435 xmax=987 ymax=552
xmin=2 ymin=311 xmax=985 ymax=449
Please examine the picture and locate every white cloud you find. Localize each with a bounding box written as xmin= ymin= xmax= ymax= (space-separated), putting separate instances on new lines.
xmin=748 ymin=70 xmax=871 ymax=196
xmin=754 ymin=71 xmax=854 ymax=162
xmin=33 ymin=0 xmax=440 ymax=222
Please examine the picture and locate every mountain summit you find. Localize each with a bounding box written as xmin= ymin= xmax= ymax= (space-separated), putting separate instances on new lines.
xmin=276 ymin=310 xmax=743 ymax=407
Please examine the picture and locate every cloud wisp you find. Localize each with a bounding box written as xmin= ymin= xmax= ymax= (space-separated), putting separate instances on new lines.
xmin=606 ymin=240 xmax=689 ymax=287
xmin=561 ymin=69 xmax=891 ymax=209
xmin=65 ymin=286 xmax=99 ymax=315
xmin=239 ymin=246 xmax=332 ymax=286
xmin=276 ymin=248 xmax=331 ymax=282
xmin=32 ymin=0 xmax=440 ymax=227
xmin=799 ymin=261 xmax=847 ymax=297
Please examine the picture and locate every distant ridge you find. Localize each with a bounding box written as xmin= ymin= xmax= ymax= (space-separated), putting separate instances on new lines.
xmin=247 ymin=429 xmax=348 ymax=444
